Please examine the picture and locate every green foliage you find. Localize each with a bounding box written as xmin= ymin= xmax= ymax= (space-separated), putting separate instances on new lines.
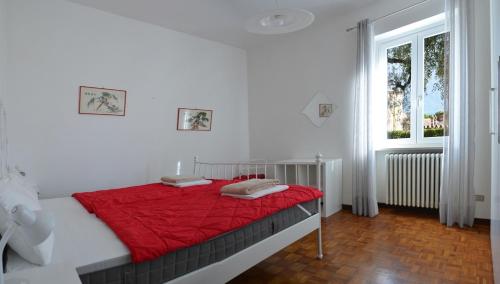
xmin=424 ymin=33 xmax=447 ymax=96
xmin=387 ymin=128 xmax=444 ymax=139
xmin=388 ymin=129 xmax=444 ymax=139
xmin=387 ymin=130 xmax=410 ymax=139
xmin=424 ymin=111 xmax=445 ymax=119
xmin=386 ymin=32 xmax=448 ymax=100
xmin=388 ymin=128 xmax=444 ymax=139
xmin=424 ymin=128 xmax=444 ymax=137
xmin=387 ymin=43 xmax=412 ymax=93
xmin=434 ymin=111 xmax=444 ymax=117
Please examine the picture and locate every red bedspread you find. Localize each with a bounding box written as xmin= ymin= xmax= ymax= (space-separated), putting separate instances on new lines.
xmin=72 ymin=180 xmax=323 ymax=263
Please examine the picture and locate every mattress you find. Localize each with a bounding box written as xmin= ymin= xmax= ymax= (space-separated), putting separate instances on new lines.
xmin=79 ymin=200 xmax=318 ymax=284
xmin=72 ymin=180 xmax=322 ymax=263
xmin=6 ymin=197 xmax=318 ymax=284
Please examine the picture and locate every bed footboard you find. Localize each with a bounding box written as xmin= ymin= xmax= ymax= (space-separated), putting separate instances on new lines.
xmin=194 ymin=153 xmax=324 ymax=261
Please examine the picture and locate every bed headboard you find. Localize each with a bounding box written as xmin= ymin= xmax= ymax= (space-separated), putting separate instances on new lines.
xmin=193 ymin=154 xmax=323 ymax=191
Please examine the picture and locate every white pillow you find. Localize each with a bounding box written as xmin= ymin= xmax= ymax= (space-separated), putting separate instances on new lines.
xmin=0 ymin=176 xmax=54 ymax=266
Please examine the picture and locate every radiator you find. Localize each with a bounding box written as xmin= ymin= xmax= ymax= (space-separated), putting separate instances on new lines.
xmin=385 ymin=153 xmax=443 ymax=209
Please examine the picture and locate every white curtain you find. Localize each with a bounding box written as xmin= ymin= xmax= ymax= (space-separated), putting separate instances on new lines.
xmin=440 ymin=0 xmax=476 ymax=227
xmin=352 ymin=19 xmax=378 ymax=217
xmin=0 ymin=100 xmax=7 ymax=179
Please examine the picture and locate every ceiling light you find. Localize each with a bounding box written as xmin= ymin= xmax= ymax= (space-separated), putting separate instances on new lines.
xmin=245 ymin=9 xmax=315 ymax=35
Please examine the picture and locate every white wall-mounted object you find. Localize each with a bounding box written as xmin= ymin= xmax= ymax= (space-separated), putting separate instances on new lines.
xmin=301 ymin=92 xmax=337 ymax=128
xmin=385 ymin=153 xmax=443 ymax=209
xmin=274 ymin=158 xmax=343 ymax=218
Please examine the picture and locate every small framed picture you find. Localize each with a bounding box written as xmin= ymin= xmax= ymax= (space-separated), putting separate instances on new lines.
xmin=79 ymin=86 xmax=126 ymax=116
xmin=319 ymin=104 xmax=333 ymax=118
xmin=177 ymin=108 xmax=213 ymax=131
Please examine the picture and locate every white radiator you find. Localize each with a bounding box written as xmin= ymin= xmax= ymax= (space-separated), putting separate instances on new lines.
xmin=385 ymin=153 xmax=443 ymax=209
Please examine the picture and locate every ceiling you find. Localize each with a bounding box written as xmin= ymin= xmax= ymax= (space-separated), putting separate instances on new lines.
xmin=67 ymin=0 xmax=378 ymax=49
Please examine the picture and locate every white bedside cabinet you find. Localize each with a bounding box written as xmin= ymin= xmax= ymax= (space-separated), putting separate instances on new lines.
xmin=275 ymin=158 xmax=343 ymax=218
xmin=5 ymin=263 xmax=81 ymax=284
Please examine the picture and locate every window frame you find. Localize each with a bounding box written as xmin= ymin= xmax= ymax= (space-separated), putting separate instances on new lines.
xmin=374 ymin=19 xmax=446 ymax=149
xmin=417 ymin=25 xmax=447 ymax=145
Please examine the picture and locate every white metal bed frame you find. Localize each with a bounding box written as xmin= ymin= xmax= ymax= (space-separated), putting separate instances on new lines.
xmin=168 ymin=154 xmax=324 ymax=284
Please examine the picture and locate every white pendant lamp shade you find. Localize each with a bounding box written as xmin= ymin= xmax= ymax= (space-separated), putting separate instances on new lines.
xmin=245 ymin=9 xmax=315 ymax=35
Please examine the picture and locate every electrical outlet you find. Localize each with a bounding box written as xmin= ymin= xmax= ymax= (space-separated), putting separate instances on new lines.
xmin=475 ymin=194 xmax=485 ymax=202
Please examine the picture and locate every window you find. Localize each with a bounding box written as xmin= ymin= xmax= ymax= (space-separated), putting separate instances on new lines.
xmin=375 ymin=17 xmax=448 ymax=147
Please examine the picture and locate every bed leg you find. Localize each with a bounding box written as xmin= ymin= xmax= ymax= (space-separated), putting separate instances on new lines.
xmin=315 ymin=153 xmax=323 ymax=260
xmin=316 ymin=199 xmax=323 ymax=260
xmin=317 ymin=230 xmax=323 ymax=259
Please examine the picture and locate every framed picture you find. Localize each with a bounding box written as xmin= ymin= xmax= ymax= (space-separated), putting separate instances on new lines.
xmin=177 ymin=108 xmax=213 ymax=131
xmin=319 ymin=104 xmax=333 ymax=118
xmin=79 ymin=86 xmax=126 ymax=116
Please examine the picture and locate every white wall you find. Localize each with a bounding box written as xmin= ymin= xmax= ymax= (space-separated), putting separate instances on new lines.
xmin=3 ymin=0 xmax=249 ymax=197
xmin=0 ymin=0 xmax=6 ymax=101
xmin=490 ymin=0 xmax=500 ymax=281
xmin=474 ymin=0 xmax=492 ymax=219
xmin=247 ymin=0 xmax=492 ymax=218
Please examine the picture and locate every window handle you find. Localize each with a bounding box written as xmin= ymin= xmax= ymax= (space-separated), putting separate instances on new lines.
xmin=491 ymin=88 xmax=496 ymax=135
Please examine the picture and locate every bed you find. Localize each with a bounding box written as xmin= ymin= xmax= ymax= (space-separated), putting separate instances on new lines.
xmin=6 ymin=156 xmax=325 ymax=284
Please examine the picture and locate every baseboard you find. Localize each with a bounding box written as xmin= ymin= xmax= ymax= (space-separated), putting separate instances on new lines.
xmin=342 ymin=203 xmax=395 ymax=211
xmin=475 ymin=218 xmax=491 ymax=225
xmin=341 ymin=204 xmax=490 ymax=225
xmin=341 ymin=204 xmax=351 ymax=211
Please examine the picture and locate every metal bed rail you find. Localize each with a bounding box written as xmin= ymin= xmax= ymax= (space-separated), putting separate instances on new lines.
xmin=193 ymin=153 xmax=324 ymax=259
xmin=193 ymin=154 xmax=324 ymax=191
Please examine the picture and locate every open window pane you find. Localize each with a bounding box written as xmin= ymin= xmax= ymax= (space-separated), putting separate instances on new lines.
xmin=387 ymin=43 xmax=412 ymax=139
xmin=423 ymin=33 xmax=447 ymax=137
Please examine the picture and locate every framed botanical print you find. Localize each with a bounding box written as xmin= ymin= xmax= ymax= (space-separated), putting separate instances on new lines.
xmin=79 ymin=86 xmax=126 ymax=116
xmin=177 ymin=108 xmax=213 ymax=131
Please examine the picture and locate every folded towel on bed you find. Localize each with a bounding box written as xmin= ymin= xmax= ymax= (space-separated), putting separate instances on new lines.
xmin=160 ymin=175 xmax=204 ymax=184
xmin=162 ymin=179 xmax=212 ymax=187
xmin=220 ymin=178 xmax=280 ymax=195
xmin=222 ymin=185 xmax=289 ymax=199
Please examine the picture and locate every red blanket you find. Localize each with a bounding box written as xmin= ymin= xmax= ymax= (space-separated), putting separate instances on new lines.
xmin=72 ymin=180 xmax=322 ymax=263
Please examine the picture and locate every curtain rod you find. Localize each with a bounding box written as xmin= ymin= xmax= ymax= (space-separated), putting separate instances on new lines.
xmin=345 ymin=0 xmax=430 ymax=32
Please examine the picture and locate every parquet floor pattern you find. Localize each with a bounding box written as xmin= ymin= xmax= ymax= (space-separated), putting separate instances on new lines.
xmin=228 ymin=208 xmax=493 ymax=284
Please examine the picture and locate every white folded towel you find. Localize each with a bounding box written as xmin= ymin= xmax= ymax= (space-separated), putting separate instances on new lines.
xmin=162 ymin=179 xmax=212 ymax=188
xmin=161 ymin=175 xmax=204 ymax=184
xmin=220 ymin=179 xmax=279 ymax=195
xmin=221 ymin=185 xmax=289 ymax=199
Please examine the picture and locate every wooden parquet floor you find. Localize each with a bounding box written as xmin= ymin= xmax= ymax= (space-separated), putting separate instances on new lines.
xmin=228 ymin=207 xmax=493 ymax=284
